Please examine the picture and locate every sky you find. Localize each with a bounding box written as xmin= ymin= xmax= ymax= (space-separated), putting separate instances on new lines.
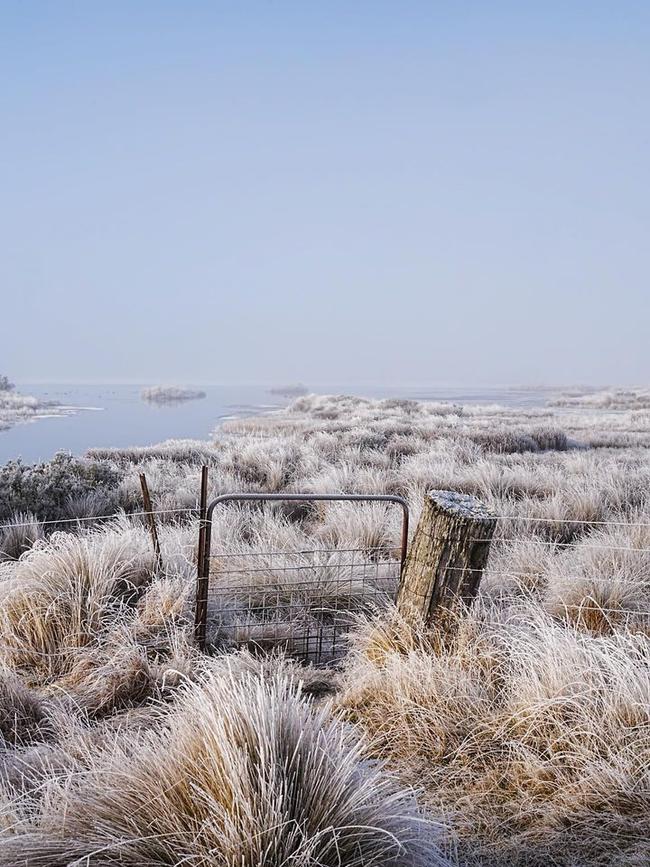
xmin=1 ymin=2 xmax=649 ymax=387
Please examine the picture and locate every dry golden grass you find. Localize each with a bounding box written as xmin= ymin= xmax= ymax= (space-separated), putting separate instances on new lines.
xmin=0 ymin=661 xmax=446 ymax=866
xmin=0 ymin=525 xmax=155 ymax=680
xmin=338 ymin=605 xmax=650 ymax=867
xmin=0 ymin=393 xmax=648 ymax=864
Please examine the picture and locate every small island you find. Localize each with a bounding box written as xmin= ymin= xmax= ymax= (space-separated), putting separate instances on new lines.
xmin=141 ymin=386 xmax=207 ymax=405
xmin=268 ymin=383 xmax=309 ymax=398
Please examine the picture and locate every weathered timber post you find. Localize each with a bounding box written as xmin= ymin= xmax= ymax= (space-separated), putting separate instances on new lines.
xmin=397 ymin=490 xmax=496 ymax=624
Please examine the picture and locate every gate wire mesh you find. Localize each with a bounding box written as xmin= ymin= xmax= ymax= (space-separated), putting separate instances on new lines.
xmin=204 ymin=545 xmax=403 ymax=665
xmin=195 ymin=492 xmax=409 ymax=666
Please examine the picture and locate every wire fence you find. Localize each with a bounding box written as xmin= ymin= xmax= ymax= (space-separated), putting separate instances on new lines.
xmin=0 ymin=507 xmax=198 ymax=531
xmin=3 ymin=501 xmax=650 ymax=665
xmin=199 ymin=548 xmax=650 ymax=667
xmin=4 ymin=508 xmax=650 ymax=533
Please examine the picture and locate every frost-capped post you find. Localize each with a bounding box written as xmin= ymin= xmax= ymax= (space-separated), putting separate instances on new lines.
xmin=397 ymin=490 xmax=496 ymax=624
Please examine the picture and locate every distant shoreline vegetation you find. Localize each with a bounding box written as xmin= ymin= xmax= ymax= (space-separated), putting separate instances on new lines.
xmin=548 ymin=387 xmax=650 ymax=410
xmin=141 ymin=385 xmax=207 ymax=405
xmin=268 ymin=383 xmax=308 ymax=397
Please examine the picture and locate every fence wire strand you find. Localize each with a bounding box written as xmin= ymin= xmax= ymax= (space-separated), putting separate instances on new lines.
xmin=0 ymin=507 xmax=198 ymax=531
xmin=4 ymin=507 xmax=650 ymax=533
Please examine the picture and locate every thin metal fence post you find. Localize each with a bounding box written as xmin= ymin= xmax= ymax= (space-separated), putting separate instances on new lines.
xmin=139 ymin=473 xmax=163 ymax=573
xmin=194 ymin=465 xmax=209 ymax=651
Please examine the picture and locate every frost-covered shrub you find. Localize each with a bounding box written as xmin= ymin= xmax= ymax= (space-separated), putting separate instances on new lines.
xmin=0 ymin=453 xmax=122 ymax=522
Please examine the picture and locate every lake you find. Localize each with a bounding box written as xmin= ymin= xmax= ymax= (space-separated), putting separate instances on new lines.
xmin=0 ymin=383 xmax=554 ymax=465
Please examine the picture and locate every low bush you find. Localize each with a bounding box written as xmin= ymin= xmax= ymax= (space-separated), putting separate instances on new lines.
xmin=0 ymin=453 xmax=122 ymax=522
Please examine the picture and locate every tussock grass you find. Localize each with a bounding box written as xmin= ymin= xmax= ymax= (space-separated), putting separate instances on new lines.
xmin=0 ymin=513 xmax=44 ymax=562
xmin=338 ymin=605 xmax=650 ymax=867
xmin=0 ymin=664 xmax=446 ymax=866
xmin=0 ymin=525 xmax=155 ymax=679
xmin=0 ymin=391 xmax=649 ymax=863
xmin=0 ymin=669 xmax=56 ymax=747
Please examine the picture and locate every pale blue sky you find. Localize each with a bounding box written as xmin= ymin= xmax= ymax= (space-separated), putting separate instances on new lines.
xmin=1 ymin=2 xmax=648 ymax=386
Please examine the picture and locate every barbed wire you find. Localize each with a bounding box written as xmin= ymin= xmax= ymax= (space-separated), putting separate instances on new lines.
xmin=439 ymin=562 xmax=650 ymax=589
xmin=3 ymin=504 xmax=650 ymax=563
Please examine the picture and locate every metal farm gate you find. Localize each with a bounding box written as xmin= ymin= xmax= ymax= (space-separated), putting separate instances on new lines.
xmin=194 ymin=492 xmax=409 ymax=665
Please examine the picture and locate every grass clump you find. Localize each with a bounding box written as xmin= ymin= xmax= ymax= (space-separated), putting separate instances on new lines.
xmin=0 ymin=513 xmax=44 ymax=562
xmin=338 ymin=605 xmax=650 ymax=867
xmin=0 ymin=664 xmax=446 ymax=867
xmin=0 ymin=524 xmax=155 ymax=679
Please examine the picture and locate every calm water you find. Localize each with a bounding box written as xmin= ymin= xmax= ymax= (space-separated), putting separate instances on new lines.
xmin=0 ymin=383 xmax=553 ymax=465
xmin=0 ymin=384 xmax=287 ymax=465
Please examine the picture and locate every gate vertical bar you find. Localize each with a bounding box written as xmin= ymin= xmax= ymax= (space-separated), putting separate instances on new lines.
xmin=399 ymin=506 xmax=409 ymax=574
xmin=194 ymin=465 xmax=209 ymax=650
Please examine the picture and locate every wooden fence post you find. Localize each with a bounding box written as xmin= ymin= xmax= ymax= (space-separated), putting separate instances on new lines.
xmin=397 ymin=490 xmax=496 ymax=625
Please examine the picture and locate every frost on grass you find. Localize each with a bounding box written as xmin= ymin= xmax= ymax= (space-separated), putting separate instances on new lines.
xmin=0 ymin=662 xmax=445 ymax=867
xmin=0 ymin=392 xmax=649 ymax=864
xmin=0 ymin=453 xmax=121 ymax=523
xmin=141 ymin=385 xmax=207 ymax=404
xmin=549 ymin=386 xmax=650 ymax=410
xmin=338 ymin=605 xmax=650 ymax=867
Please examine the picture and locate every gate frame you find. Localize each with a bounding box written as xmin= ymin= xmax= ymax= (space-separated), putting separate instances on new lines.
xmin=194 ymin=492 xmax=410 ymax=651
